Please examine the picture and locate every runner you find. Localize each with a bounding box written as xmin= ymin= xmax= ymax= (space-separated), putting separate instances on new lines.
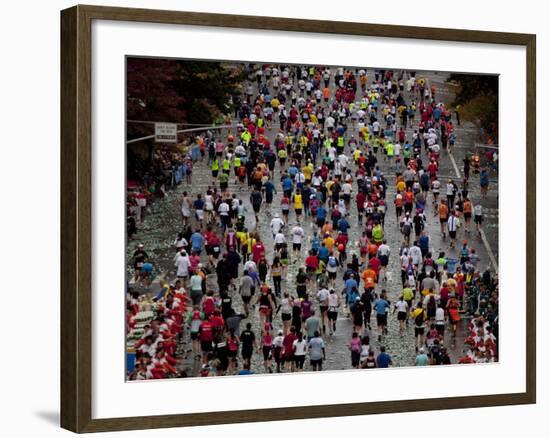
xmin=126 ymin=63 xmax=498 ymax=378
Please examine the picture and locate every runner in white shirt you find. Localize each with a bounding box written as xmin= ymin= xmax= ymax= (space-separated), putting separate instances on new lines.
xmin=447 ymin=213 xmax=460 ymax=248
xmin=272 ymin=331 xmax=285 ymax=372
xmin=393 ymin=142 xmax=402 ymax=170
xmin=376 ymin=242 xmax=391 ymax=281
xmin=295 ymin=171 xmax=306 ymax=186
xmin=312 ymin=174 xmax=323 ymax=189
xmin=338 ymin=154 xmax=349 ymax=168
xmin=274 ymin=232 xmax=286 ymax=248
xmin=291 ymin=225 xmax=304 ymax=255
xmin=435 ymin=306 xmax=446 ymax=337
xmin=317 ymin=287 xmax=330 ymax=334
xmin=474 ymin=204 xmax=483 ymax=235
xmin=292 ymin=336 xmax=308 ymax=370
xmin=325 ymin=116 xmax=335 ymax=131
xmin=174 ymin=251 xmax=190 ymax=283
xmin=334 ymin=161 xmax=342 ymax=178
xmin=431 ymin=179 xmax=441 ymax=205
xmin=235 ymin=144 xmax=246 ymax=156
xmin=313 ymin=88 xmax=322 ymax=102
xmin=408 ymin=243 xmax=423 ymax=267
xmin=327 ymin=289 xmax=340 ymax=334
xmin=394 ymin=297 xmax=409 ymax=331
xmin=342 ymin=182 xmax=353 ymax=196
xmin=270 ymin=213 xmax=285 ymax=238
xmin=217 ymin=201 xmax=229 ymax=217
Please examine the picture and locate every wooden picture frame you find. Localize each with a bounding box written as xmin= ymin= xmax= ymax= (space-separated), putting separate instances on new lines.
xmin=61 ymin=4 xmax=536 ymax=433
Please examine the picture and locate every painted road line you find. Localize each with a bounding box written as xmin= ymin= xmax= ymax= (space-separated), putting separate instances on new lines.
xmin=448 ymin=147 xmax=498 ymax=271
xmin=479 ymin=228 xmax=499 ymax=273
xmin=447 ymin=147 xmax=462 ymax=178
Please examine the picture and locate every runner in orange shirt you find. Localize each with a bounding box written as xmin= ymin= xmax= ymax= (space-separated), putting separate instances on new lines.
xmin=438 ymin=199 xmax=449 ymax=238
xmin=323 ymin=87 xmax=330 ymax=102
xmin=361 ymin=267 xmax=378 ymax=287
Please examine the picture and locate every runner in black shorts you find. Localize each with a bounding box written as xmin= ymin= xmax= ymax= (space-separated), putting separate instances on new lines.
xmin=310 ymin=358 xmax=322 ymax=369
xmin=241 ymin=294 xmax=252 ymax=306
xmin=239 ymin=323 xmax=256 ymax=367
xmin=293 ymin=242 xmax=302 ymax=252
xmin=376 ymin=313 xmax=388 ymax=328
xmin=201 ymin=340 xmax=212 ymax=355
xmin=296 ymin=283 xmax=307 ymax=299
xmin=294 ymin=354 xmax=305 ymax=370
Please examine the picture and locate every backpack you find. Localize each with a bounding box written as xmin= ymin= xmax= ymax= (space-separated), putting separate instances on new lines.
xmin=203 ymin=297 xmax=215 ymax=314
xmin=414 ymin=310 xmax=425 ymax=326
xmin=328 ymin=257 xmax=338 ymax=268
xmin=311 ymin=237 xmax=320 ymax=251
xmin=402 ymin=222 xmax=411 ymax=235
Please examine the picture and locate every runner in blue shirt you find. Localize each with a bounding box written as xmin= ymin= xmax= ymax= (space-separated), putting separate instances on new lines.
xmin=318 ymin=243 xmax=329 ymax=263
xmin=376 ymin=346 xmax=393 ymax=368
xmin=373 ymin=291 xmax=390 ymax=341
xmin=316 ymin=205 xmax=327 ymax=228
xmin=190 ymin=229 xmax=204 ymax=254
xmin=281 ymin=174 xmax=294 ymax=197
xmin=337 ymin=217 xmax=350 ymax=233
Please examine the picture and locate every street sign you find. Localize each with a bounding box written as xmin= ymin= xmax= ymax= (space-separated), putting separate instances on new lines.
xmin=154 ymin=123 xmax=177 ymax=143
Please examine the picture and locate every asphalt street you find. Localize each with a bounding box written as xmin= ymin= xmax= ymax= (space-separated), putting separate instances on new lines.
xmin=126 ymin=66 xmax=499 ymax=375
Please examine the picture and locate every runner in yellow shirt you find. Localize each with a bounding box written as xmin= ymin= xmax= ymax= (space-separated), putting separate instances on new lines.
xmin=293 ymin=190 xmax=304 ymax=223
xmin=301 ymin=165 xmax=313 ymax=183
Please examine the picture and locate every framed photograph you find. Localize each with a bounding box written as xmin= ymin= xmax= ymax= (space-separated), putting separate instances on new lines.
xmin=60 ymin=4 xmax=536 ymax=433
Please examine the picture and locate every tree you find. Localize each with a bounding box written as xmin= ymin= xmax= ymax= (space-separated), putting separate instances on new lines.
xmin=447 ymin=74 xmax=498 ymax=142
xmin=127 ymin=58 xmax=245 ymax=140
xmin=127 ymin=58 xmax=186 ymax=139
xmin=171 ymin=61 xmax=244 ymax=125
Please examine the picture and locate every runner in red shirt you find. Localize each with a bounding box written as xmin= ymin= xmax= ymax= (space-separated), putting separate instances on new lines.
xmin=198 ymin=319 xmax=214 ymax=364
xmin=282 ymin=327 xmax=298 ymax=372
xmin=356 ymin=191 xmax=366 ymax=224
xmin=368 ymin=254 xmax=382 ymax=276
xmin=251 ymin=240 xmax=266 ymax=264
xmin=305 ymin=251 xmax=320 ymax=291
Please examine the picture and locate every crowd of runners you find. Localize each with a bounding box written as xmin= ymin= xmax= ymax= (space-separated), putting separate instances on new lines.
xmin=126 ymin=64 xmax=499 ymax=380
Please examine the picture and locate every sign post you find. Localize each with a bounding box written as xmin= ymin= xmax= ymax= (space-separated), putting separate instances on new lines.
xmin=154 ymin=123 xmax=178 ymax=143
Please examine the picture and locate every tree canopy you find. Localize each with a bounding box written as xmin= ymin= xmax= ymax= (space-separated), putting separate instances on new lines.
xmin=447 ymin=74 xmax=499 ymax=142
xmin=127 ymin=58 xmax=244 ymax=139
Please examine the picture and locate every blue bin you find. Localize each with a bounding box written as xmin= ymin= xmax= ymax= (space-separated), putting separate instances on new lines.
xmin=127 ymin=351 xmax=136 ymax=374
